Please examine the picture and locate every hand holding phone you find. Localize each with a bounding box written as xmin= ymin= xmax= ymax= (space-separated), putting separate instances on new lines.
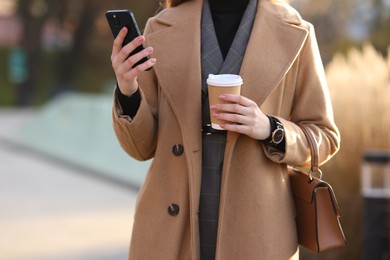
xmin=107 ymin=10 xmax=156 ymax=96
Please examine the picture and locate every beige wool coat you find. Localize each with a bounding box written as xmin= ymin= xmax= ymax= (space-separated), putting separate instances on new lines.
xmin=112 ymin=0 xmax=340 ymax=259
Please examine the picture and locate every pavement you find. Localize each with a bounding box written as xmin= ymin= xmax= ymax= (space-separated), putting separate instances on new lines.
xmin=0 ymin=94 xmax=149 ymax=188
xmin=0 ymin=109 xmax=139 ymax=260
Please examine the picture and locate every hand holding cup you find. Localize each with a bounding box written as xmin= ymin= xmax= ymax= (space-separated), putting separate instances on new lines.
xmin=208 ymin=74 xmax=271 ymax=140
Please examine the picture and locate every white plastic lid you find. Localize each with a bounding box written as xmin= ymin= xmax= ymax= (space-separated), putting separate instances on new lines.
xmin=207 ymin=74 xmax=243 ymax=87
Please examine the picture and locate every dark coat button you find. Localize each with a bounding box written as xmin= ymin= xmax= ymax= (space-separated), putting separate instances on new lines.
xmin=168 ymin=204 xmax=180 ymax=216
xmin=172 ymin=144 xmax=184 ymax=156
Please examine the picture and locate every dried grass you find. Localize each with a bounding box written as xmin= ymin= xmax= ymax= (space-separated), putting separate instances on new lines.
xmin=327 ymin=44 xmax=390 ymax=149
xmin=301 ymin=45 xmax=390 ymax=260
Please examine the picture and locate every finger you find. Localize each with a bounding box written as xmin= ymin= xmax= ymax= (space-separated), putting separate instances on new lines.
xmin=211 ymin=103 xmax=249 ymax=116
xmin=125 ymin=47 xmax=154 ymax=69
xmin=122 ymin=58 xmax=157 ymax=80
xmin=112 ymin=27 xmax=128 ymax=58
xmin=213 ymin=111 xmax=252 ymax=125
xmin=220 ymin=123 xmax=251 ymax=135
xmin=134 ymin=57 xmax=157 ymax=72
xmin=219 ymin=94 xmax=256 ymax=107
xmin=117 ymin=36 xmax=145 ymax=62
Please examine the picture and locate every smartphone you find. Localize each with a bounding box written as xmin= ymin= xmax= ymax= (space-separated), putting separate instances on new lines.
xmin=106 ymin=10 xmax=150 ymax=69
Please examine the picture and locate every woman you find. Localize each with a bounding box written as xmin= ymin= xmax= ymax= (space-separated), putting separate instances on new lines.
xmin=111 ymin=0 xmax=340 ymax=259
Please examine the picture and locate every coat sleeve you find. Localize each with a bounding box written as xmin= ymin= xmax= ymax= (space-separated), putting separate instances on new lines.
xmin=264 ymin=23 xmax=340 ymax=167
xmin=112 ymin=18 xmax=159 ymax=161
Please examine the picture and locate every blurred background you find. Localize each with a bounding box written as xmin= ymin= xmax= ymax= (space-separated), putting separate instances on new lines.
xmin=0 ymin=0 xmax=389 ymax=259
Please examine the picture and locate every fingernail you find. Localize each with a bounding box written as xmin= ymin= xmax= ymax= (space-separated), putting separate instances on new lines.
xmin=137 ymin=36 xmax=144 ymax=42
xmin=150 ymin=58 xmax=157 ymax=63
xmin=146 ymin=47 xmax=153 ymax=53
xmin=213 ymin=112 xmax=219 ymax=117
xmin=219 ymin=95 xmax=226 ymax=99
xmin=210 ymin=105 xmax=217 ymax=110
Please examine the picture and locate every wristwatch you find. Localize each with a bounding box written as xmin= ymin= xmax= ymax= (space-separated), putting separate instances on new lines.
xmin=261 ymin=116 xmax=285 ymax=146
xmin=270 ymin=121 xmax=285 ymax=145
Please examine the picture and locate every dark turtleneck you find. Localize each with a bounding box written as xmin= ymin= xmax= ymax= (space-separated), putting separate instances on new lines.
xmin=209 ymin=0 xmax=250 ymax=59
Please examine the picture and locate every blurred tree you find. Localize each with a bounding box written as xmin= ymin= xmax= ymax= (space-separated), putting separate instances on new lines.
xmin=370 ymin=0 xmax=390 ymax=53
xmin=291 ymin=0 xmax=390 ymax=63
xmin=17 ymin=0 xmax=56 ymax=106
xmin=13 ymin=0 xmax=159 ymax=105
xmin=54 ymin=0 xmax=101 ymax=93
xmin=53 ymin=0 xmax=159 ymax=94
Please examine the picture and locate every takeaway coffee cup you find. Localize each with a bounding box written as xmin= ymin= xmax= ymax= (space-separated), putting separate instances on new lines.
xmin=207 ymin=74 xmax=243 ymax=130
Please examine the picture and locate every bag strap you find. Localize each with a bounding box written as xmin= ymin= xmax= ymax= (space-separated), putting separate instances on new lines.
xmin=300 ymin=125 xmax=322 ymax=180
xmin=298 ymin=127 xmax=344 ymax=227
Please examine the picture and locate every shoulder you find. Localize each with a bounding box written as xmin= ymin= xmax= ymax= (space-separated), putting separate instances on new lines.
xmin=262 ymin=0 xmax=309 ymax=27
xmin=147 ymin=0 xmax=199 ymax=28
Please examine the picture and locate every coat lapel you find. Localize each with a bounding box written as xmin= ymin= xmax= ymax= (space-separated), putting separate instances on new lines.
xmin=226 ymin=0 xmax=309 ymax=146
xmin=240 ymin=1 xmax=309 ymax=106
xmin=147 ymin=0 xmax=203 ymax=145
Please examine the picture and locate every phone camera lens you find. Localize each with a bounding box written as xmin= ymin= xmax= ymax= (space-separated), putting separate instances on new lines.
xmin=112 ymin=14 xmax=119 ymax=25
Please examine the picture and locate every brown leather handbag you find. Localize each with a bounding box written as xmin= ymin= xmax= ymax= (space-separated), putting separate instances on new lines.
xmin=288 ymin=126 xmax=346 ymax=253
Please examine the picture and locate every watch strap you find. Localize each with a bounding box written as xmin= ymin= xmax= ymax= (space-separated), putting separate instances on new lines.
xmin=261 ymin=116 xmax=278 ymax=144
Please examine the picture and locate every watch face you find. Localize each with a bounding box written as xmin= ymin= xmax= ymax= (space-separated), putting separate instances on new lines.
xmin=272 ymin=129 xmax=284 ymax=144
